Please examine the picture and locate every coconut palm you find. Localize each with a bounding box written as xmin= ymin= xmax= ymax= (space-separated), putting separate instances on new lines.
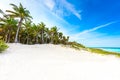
xmin=44 ymin=27 xmax=49 ymax=43
xmin=6 ymin=3 xmax=32 ymax=43
xmin=58 ymin=32 xmax=63 ymax=43
xmin=4 ymin=18 xmax=17 ymax=43
xmin=22 ymin=20 xmax=32 ymax=44
xmin=32 ymin=23 xmax=40 ymax=44
xmin=38 ymin=22 xmax=46 ymax=44
xmin=0 ymin=10 xmax=18 ymax=42
xmin=50 ymin=26 xmax=58 ymax=44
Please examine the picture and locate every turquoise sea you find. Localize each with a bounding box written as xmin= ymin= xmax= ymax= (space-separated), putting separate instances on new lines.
xmin=95 ymin=47 xmax=120 ymax=53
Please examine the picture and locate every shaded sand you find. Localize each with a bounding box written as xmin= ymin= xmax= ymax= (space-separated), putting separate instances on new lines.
xmin=0 ymin=43 xmax=120 ymax=80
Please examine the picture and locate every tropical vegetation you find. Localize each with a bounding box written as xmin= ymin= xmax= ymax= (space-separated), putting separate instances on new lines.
xmin=0 ymin=3 xmax=69 ymax=45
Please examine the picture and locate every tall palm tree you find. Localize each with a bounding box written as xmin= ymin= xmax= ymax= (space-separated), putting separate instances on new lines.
xmin=6 ymin=3 xmax=32 ymax=43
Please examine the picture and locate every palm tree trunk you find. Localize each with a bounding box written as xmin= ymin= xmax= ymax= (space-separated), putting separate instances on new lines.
xmin=41 ymin=30 xmax=44 ymax=44
xmin=14 ymin=18 xmax=23 ymax=43
xmin=51 ymin=33 xmax=53 ymax=44
xmin=27 ymin=37 xmax=29 ymax=44
xmin=6 ymin=30 xmax=9 ymax=43
xmin=45 ymin=36 xmax=48 ymax=43
xmin=27 ymin=34 xmax=29 ymax=44
xmin=36 ymin=34 xmax=38 ymax=44
xmin=5 ymin=34 xmax=8 ymax=43
xmin=8 ymin=32 xmax=11 ymax=43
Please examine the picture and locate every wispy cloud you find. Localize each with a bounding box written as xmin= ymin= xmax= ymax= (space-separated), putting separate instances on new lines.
xmin=75 ymin=21 xmax=117 ymax=37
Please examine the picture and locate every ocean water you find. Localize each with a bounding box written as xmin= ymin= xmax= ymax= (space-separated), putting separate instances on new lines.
xmin=98 ymin=47 xmax=120 ymax=53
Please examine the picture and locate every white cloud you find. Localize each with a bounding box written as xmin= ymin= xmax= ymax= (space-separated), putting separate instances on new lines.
xmin=62 ymin=0 xmax=82 ymax=20
xmin=43 ymin=0 xmax=82 ymax=20
xmin=81 ymin=35 xmax=120 ymax=47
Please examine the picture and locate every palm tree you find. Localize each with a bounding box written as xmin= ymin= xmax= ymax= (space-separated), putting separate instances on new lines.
xmin=32 ymin=23 xmax=39 ymax=44
xmin=66 ymin=36 xmax=69 ymax=44
xmin=39 ymin=22 xmax=46 ymax=44
xmin=58 ymin=32 xmax=63 ymax=43
xmin=44 ymin=27 xmax=49 ymax=43
xmin=50 ymin=26 xmax=58 ymax=44
xmin=6 ymin=3 xmax=32 ymax=43
xmin=0 ymin=9 xmax=18 ymax=42
xmin=22 ymin=20 xmax=32 ymax=44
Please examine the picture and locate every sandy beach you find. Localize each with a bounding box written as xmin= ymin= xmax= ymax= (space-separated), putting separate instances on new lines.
xmin=0 ymin=44 xmax=120 ymax=80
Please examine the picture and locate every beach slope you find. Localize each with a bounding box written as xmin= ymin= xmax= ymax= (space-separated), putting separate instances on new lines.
xmin=0 ymin=44 xmax=120 ymax=80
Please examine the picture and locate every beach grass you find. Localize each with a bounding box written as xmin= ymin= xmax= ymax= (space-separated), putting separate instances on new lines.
xmin=65 ymin=41 xmax=120 ymax=57
xmin=88 ymin=48 xmax=120 ymax=57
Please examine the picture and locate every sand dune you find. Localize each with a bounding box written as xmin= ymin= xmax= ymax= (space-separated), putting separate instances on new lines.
xmin=0 ymin=43 xmax=120 ymax=80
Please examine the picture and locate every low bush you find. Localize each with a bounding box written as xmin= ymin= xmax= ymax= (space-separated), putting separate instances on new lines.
xmin=0 ymin=40 xmax=8 ymax=53
xmin=67 ymin=41 xmax=87 ymax=50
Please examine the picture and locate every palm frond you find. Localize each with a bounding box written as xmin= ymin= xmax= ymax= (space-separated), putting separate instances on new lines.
xmin=0 ymin=17 xmax=6 ymax=22
xmin=0 ymin=9 xmax=8 ymax=18
xmin=6 ymin=14 xmax=19 ymax=18
xmin=0 ymin=23 xmax=4 ymax=26
xmin=6 ymin=10 xmax=18 ymax=15
xmin=10 ymin=3 xmax=18 ymax=9
xmin=0 ymin=9 xmax=4 ymax=14
xmin=19 ymin=3 xmax=24 ymax=8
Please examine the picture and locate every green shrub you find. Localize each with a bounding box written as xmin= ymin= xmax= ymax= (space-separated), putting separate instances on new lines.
xmin=0 ymin=40 xmax=8 ymax=53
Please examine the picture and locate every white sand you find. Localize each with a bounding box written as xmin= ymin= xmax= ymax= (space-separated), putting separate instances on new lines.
xmin=0 ymin=43 xmax=120 ymax=80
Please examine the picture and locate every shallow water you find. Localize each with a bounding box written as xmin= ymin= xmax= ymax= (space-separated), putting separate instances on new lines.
xmin=100 ymin=47 xmax=120 ymax=53
xmin=94 ymin=47 xmax=120 ymax=53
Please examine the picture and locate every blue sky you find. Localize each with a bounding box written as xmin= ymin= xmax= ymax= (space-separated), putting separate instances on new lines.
xmin=0 ymin=0 xmax=120 ymax=47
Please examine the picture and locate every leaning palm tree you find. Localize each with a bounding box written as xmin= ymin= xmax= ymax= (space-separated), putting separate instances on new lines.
xmin=6 ymin=3 xmax=32 ymax=43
